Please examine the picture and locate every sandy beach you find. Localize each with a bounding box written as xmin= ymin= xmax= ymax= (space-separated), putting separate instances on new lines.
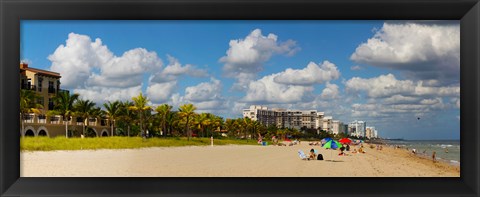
xmin=20 ymin=142 xmax=459 ymax=177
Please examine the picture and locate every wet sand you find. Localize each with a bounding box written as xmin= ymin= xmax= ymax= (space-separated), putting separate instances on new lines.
xmin=20 ymin=142 xmax=459 ymax=177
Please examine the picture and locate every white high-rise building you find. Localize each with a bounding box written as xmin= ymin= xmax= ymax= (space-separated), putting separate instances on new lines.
xmin=348 ymin=120 xmax=366 ymax=137
xmin=242 ymin=105 xmax=326 ymax=130
xmin=332 ymin=120 xmax=344 ymax=135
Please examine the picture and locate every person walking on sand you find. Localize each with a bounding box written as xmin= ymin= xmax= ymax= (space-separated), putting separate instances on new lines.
xmin=432 ymin=151 xmax=436 ymax=162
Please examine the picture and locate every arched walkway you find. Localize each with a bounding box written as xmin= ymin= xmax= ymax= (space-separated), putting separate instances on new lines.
xmin=37 ymin=126 xmax=49 ymax=137
xmin=25 ymin=129 xmax=35 ymax=137
xmin=101 ymin=129 xmax=109 ymax=137
xmin=86 ymin=127 xmax=98 ymax=137
xmin=24 ymin=126 xmax=36 ymax=137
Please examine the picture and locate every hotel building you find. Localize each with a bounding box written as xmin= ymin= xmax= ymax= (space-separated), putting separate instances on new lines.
xmin=20 ymin=63 xmax=110 ymax=137
xmin=243 ymin=105 xmax=326 ymax=131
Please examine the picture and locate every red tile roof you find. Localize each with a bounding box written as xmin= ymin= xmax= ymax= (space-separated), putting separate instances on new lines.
xmin=24 ymin=67 xmax=61 ymax=78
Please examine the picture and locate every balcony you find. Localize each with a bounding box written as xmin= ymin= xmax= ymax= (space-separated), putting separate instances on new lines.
xmin=21 ymin=84 xmax=36 ymax=91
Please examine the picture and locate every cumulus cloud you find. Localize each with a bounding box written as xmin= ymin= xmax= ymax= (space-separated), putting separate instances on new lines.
xmin=47 ymin=33 xmax=165 ymax=106
xmin=149 ymin=55 xmax=208 ymax=84
xmin=49 ymin=33 xmax=114 ymax=89
xmin=273 ymin=61 xmax=340 ymax=86
xmin=242 ymin=73 xmax=314 ymax=104
xmin=220 ymin=28 xmax=299 ymax=90
xmin=162 ymin=55 xmax=208 ymax=77
xmin=146 ymin=81 xmax=177 ymax=103
xmin=74 ymin=86 xmax=143 ymax=104
xmin=345 ymin=74 xmax=459 ymax=98
xmin=184 ymin=78 xmax=222 ymax=102
xmin=350 ymin=21 xmax=459 ymax=84
xmin=320 ymin=82 xmax=340 ymax=99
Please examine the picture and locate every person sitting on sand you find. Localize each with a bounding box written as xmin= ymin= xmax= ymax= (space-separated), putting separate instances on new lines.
xmin=339 ymin=146 xmax=345 ymax=156
xmin=358 ymin=147 xmax=365 ymax=153
xmin=309 ymin=148 xmax=316 ymax=159
xmin=346 ymin=144 xmax=350 ymax=151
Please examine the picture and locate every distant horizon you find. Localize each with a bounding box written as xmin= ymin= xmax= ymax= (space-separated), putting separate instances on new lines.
xmin=20 ymin=20 xmax=460 ymax=140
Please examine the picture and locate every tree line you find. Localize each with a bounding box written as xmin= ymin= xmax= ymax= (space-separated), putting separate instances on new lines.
xmin=21 ymin=89 xmax=346 ymax=140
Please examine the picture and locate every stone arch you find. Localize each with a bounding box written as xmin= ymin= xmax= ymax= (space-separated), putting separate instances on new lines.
xmin=24 ymin=126 xmax=36 ymax=137
xmin=101 ymin=129 xmax=109 ymax=137
xmin=37 ymin=126 xmax=49 ymax=137
xmin=86 ymin=127 xmax=98 ymax=137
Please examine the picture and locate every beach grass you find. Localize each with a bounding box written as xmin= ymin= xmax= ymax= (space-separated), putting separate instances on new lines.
xmin=20 ymin=136 xmax=259 ymax=151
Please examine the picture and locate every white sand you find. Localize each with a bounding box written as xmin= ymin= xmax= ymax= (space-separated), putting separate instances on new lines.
xmin=20 ymin=142 xmax=459 ymax=177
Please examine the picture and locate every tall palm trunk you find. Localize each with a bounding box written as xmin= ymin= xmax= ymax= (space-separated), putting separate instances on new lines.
xmin=186 ymin=117 xmax=190 ymax=141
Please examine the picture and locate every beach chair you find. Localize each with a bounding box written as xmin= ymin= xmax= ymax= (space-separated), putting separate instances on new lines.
xmin=298 ymin=150 xmax=309 ymax=160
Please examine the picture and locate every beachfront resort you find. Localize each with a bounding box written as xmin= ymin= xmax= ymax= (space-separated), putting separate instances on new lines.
xmin=19 ymin=62 xmax=459 ymax=177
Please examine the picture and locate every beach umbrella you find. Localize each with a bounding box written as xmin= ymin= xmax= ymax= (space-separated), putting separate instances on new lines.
xmin=323 ymin=139 xmax=342 ymax=150
xmin=322 ymin=139 xmax=343 ymax=161
xmin=339 ymin=138 xmax=352 ymax=144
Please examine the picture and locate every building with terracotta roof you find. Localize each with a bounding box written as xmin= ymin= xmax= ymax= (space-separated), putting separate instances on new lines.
xmin=20 ymin=62 xmax=67 ymax=113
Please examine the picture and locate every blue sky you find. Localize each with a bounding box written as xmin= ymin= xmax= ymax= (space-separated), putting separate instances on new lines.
xmin=21 ymin=20 xmax=460 ymax=140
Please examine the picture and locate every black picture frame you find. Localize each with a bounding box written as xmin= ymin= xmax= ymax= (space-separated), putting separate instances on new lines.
xmin=1 ymin=0 xmax=479 ymax=196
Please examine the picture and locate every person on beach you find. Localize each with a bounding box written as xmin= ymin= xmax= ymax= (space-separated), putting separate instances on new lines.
xmin=432 ymin=151 xmax=436 ymax=162
xmin=339 ymin=146 xmax=345 ymax=156
xmin=346 ymin=144 xmax=350 ymax=151
xmin=358 ymin=147 xmax=365 ymax=153
xmin=412 ymin=148 xmax=416 ymax=154
xmin=309 ymin=148 xmax=316 ymax=159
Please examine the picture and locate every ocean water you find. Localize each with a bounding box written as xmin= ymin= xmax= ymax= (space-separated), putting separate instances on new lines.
xmin=383 ymin=140 xmax=460 ymax=166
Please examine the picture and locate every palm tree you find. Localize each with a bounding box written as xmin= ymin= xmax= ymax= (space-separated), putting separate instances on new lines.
xmin=52 ymin=91 xmax=79 ymax=138
xmin=165 ymin=111 xmax=178 ymax=136
xmin=73 ymin=99 xmax=96 ymax=136
xmin=155 ymin=104 xmax=172 ymax=137
xmin=130 ymin=93 xmax=151 ymax=137
xmin=118 ymin=101 xmax=135 ymax=137
xmin=242 ymin=117 xmax=253 ymax=141
xmin=19 ymin=89 xmax=43 ymax=137
xmin=103 ymin=101 xmax=121 ymax=136
xmin=178 ymin=103 xmax=197 ymax=141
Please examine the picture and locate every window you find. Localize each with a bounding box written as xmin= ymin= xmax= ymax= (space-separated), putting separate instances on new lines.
xmin=38 ymin=77 xmax=43 ymax=92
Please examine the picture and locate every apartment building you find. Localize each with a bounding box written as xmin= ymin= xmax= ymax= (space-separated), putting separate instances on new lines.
xmin=243 ymin=105 xmax=324 ymax=131
xmin=332 ymin=120 xmax=345 ymax=135
xmin=20 ymin=62 xmax=67 ymax=113
xmin=348 ymin=120 xmax=366 ymax=137
xmin=366 ymin=126 xmax=378 ymax=139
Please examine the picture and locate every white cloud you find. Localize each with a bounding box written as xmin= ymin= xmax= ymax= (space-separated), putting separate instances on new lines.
xmin=273 ymin=61 xmax=340 ymax=86
xmin=48 ymin=32 xmax=174 ymax=107
xmin=146 ymin=81 xmax=177 ymax=103
xmin=184 ymin=78 xmax=222 ymax=102
xmin=49 ymin=33 xmax=113 ymax=89
xmin=242 ymin=73 xmax=314 ymax=104
xmin=350 ymin=21 xmax=460 ymax=83
xmin=74 ymin=86 xmax=142 ymax=104
xmin=220 ymin=28 xmax=299 ymax=90
xmin=320 ymin=82 xmax=340 ymax=99
xmin=162 ymin=55 xmax=208 ymax=77
xmin=345 ymin=74 xmax=459 ymax=98
xmin=345 ymin=74 xmax=415 ymax=98
xmin=350 ymin=65 xmax=363 ymax=71
xmin=383 ymin=95 xmax=420 ymax=105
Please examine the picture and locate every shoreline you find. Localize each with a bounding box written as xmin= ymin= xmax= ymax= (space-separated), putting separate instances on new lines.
xmin=21 ymin=142 xmax=460 ymax=177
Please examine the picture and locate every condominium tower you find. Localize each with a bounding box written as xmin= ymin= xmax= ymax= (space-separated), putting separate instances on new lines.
xmin=243 ymin=105 xmax=331 ymax=131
